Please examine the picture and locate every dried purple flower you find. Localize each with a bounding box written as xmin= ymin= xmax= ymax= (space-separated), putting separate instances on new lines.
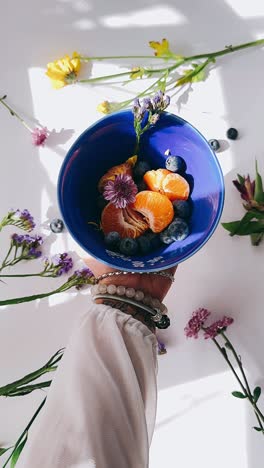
xmin=150 ymin=114 xmax=160 ymax=125
xmin=31 ymin=127 xmax=49 ymax=146
xmin=50 ymin=253 xmax=73 ymax=276
xmin=68 ymin=267 xmax=95 ymax=289
xmin=151 ymin=90 xmax=170 ymax=112
xmin=184 ymin=308 xmax=211 ymax=339
xmin=233 ymin=174 xmax=255 ymax=202
xmin=103 ymin=174 xmax=138 ymax=209
xmin=203 ymin=316 xmax=234 ymax=339
xmin=11 ymin=233 xmax=43 ymax=260
xmin=1 ymin=209 xmax=36 ymax=232
xmin=157 ymin=339 xmax=167 ymax=355
xmin=142 ymin=97 xmax=153 ymax=111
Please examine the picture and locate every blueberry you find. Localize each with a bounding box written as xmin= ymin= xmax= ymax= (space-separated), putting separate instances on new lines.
xmin=137 ymin=180 xmax=148 ymax=192
xmin=145 ymin=231 xmax=161 ymax=249
xmin=168 ymin=218 xmax=189 ymax=241
xmin=165 ymin=155 xmax=187 ymax=173
xmin=104 ymin=231 xmax=121 ymax=251
xmin=227 ymin=128 xmax=238 ymax=140
xmin=119 ymin=237 xmax=138 ymax=255
xmin=134 ymin=161 xmax=151 ymax=179
xmin=159 ymin=229 xmax=174 ymax=245
xmin=50 ymin=218 xmax=64 ymax=233
xmin=209 ymin=139 xmax=220 ymax=151
xmin=137 ymin=236 xmax=152 ymax=254
xmin=172 ymin=200 xmax=191 ymax=219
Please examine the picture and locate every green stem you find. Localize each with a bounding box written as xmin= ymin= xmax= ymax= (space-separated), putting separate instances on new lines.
xmin=212 ymin=337 xmax=247 ymax=392
xmin=2 ymin=398 xmax=46 ymax=468
xmin=79 ymin=55 xmax=169 ymax=61
xmin=0 ymin=273 xmax=44 ymax=278
xmin=187 ymin=38 xmax=264 ymax=61
xmin=0 ymin=244 xmax=14 ymax=272
xmin=5 ymin=381 xmax=52 ymax=397
xmin=0 ymin=286 xmax=66 ymax=306
xmin=0 ymin=96 xmax=33 ymax=132
xmin=78 ymin=70 xmax=134 ymax=83
xmin=221 ymin=332 xmax=264 ymax=423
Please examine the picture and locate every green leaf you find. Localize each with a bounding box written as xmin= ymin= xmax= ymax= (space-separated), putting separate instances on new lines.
xmin=232 ymin=391 xmax=247 ymax=399
xmin=237 ymin=174 xmax=245 ymax=184
xmin=10 ymin=434 xmax=28 ymax=468
xmin=191 ymin=68 xmax=206 ymax=83
xmin=254 ymin=161 xmax=264 ymax=203
xmin=0 ymin=447 xmax=11 ymax=457
xmin=253 ymin=386 xmax=261 ymax=403
xmin=253 ymin=426 xmax=263 ymax=432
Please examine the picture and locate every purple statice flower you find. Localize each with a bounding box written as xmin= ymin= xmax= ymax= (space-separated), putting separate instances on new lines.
xmin=142 ymin=97 xmax=153 ymax=111
xmin=151 ymin=90 xmax=170 ymax=112
xmin=50 ymin=253 xmax=73 ymax=276
xmin=157 ymin=339 xmax=167 ymax=355
xmin=31 ymin=127 xmax=49 ymax=146
xmin=103 ymin=174 xmax=138 ymax=209
xmin=203 ymin=316 xmax=234 ymax=339
xmin=68 ymin=267 xmax=95 ymax=289
xmin=2 ymin=209 xmax=36 ymax=232
xmin=184 ymin=308 xmax=211 ymax=339
xmin=11 ymin=233 xmax=43 ymax=259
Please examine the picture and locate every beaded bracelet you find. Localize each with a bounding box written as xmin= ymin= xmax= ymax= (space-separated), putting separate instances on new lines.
xmin=95 ymin=270 xmax=175 ymax=284
xmin=91 ymin=283 xmax=168 ymax=315
xmin=92 ymin=293 xmax=170 ymax=329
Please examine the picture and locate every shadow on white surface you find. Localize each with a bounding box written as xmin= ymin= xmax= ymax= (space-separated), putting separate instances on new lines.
xmin=1 ymin=0 xmax=264 ymax=467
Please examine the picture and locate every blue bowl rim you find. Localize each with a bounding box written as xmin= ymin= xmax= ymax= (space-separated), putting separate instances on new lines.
xmin=58 ymin=109 xmax=225 ymax=272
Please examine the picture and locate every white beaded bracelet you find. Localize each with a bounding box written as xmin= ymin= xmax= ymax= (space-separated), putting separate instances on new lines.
xmin=91 ymin=283 xmax=168 ymax=315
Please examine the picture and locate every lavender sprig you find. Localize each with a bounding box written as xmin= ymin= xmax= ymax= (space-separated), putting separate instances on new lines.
xmin=0 ymin=209 xmax=35 ymax=232
xmin=0 ymin=233 xmax=43 ymax=273
xmin=132 ymin=91 xmax=170 ymax=151
xmin=0 ymin=268 xmax=95 ymax=306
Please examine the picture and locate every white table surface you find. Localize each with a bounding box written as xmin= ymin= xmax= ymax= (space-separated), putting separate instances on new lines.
xmin=1 ymin=1 xmax=264 ymax=467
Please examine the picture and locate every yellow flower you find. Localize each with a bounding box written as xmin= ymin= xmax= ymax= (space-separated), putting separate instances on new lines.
xmin=129 ymin=67 xmax=145 ymax=80
xmin=46 ymin=52 xmax=81 ymax=89
xmin=149 ymin=38 xmax=172 ymax=58
xmin=97 ymin=101 xmax=111 ymax=114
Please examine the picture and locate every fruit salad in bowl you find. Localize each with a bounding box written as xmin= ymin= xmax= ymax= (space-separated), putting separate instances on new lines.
xmin=58 ymin=93 xmax=224 ymax=272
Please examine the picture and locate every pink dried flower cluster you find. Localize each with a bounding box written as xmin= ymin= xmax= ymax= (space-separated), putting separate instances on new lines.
xmin=31 ymin=127 xmax=49 ymax=146
xmin=184 ymin=308 xmax=211 ymax=339
xmin=185 ymin=308 xmax=234 ymax=340
xmin=203 ymin=316 xmax=234 ymax=339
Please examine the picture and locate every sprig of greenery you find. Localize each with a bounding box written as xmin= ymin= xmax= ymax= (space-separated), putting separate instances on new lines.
xmin=76 ymin=38 xmax=264 ymax=112
xmin=222 ymin=161 xmax=264 ymax=245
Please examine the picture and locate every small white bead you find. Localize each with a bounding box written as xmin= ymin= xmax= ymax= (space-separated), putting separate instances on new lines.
xmin=160 ymin=303 xmax=168 ymax=314
xmin=117 ymin=285 xmax=126 ymax=296
xmin=107 ymin=284 xmax=117 ymax=294
xmin=152 ymin=298 xmax=161 ymax=308
xmin=91 ymin=286 xmax=97 ymax=296
xmin=98 ymin=283 xmax=107 ymax=294
xmin=143 ymin=294 xmax=151 ymax=305
xmin=126 ymin=288 xmax=135 ymax=298
xmin=135 ymin=290 xmax=144 ymax=301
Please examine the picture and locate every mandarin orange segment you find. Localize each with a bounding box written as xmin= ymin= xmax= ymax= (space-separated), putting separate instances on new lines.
xmin=144 ymin=168 xmax=190 ymax=201
xmin=143 ymin=168 xmax=171 ymax=192
xmin=101 ymin=202 xmax=148 ymax=239
xmin=132 ymin=191 xmax=174 ymax=233
xmin=161 ymin=173 xmax=190 ymax=201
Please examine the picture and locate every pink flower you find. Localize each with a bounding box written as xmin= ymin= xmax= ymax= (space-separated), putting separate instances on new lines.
xmin=203 ymin=316 xmax=234 ymax=339
xmin=184 ymin=308 xmax=211 ymax=339
xmin=103 ymin=174 xmax=138 ymax=209
xmin=31 ymin=127 xmax=49 ymax=146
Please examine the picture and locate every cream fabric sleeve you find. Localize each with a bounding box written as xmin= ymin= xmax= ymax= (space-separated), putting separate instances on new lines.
xmin=16 ymin=303 xmax=158 ymax=468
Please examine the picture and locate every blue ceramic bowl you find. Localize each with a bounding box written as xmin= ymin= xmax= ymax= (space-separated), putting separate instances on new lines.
xmin=58 ymin=110 xmax=224 ymax=272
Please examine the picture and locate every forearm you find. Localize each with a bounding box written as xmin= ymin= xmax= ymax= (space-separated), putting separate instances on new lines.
xmin=16 ymin=302 xmax=158 ymax=468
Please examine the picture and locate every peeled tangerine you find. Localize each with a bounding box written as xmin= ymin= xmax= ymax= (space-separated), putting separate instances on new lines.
xmin=132 ymin=191 xmax=174 ymax=233
xmin=144 ymin=168 xmax=190 ymax=201
xmin=101 ymin=202 xmax=149 ymax=239
xmin=98 ymin=155 xmax=138 ymax=193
